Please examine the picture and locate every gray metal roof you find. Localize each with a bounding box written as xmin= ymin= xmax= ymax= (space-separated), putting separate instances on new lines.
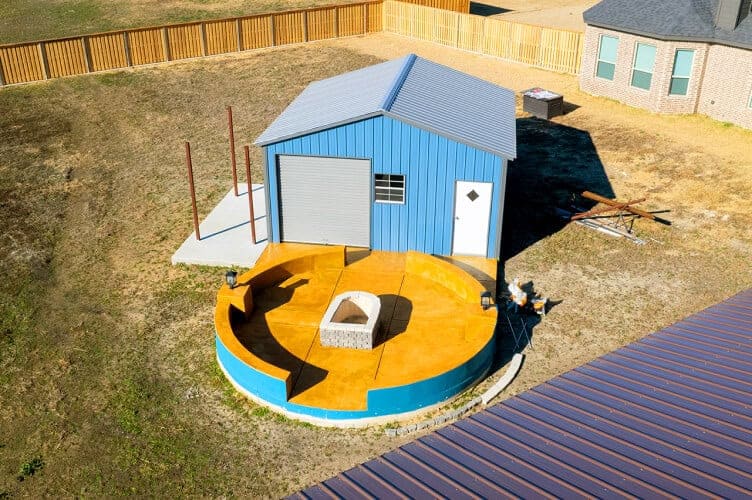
xmin=584 ymin=0 xmax=752 ymax=49
xmin=294 ymin=288 xmax=752 ymax=497
xmin=255 ymin=54 xmax=517 ymax=159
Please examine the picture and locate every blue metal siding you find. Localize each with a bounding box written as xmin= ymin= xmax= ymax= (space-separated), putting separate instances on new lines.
xmin=264 ymin=115 xmax=504 ymax=257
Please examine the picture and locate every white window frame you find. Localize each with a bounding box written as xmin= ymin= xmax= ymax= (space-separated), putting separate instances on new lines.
xmin=374 ymin=174 xmax=405 ymax=204
xmin=595 ymin=35 xmax=618 ymax=81
xmin=748 ymin=87 xmax=752 ymax=109
xmin=630 ymin=42 xmax=657 ymax=91
xmin=668 ymin=49 xmax=695 ymax=97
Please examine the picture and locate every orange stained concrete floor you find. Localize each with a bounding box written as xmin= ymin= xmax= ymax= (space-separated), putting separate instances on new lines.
xmin=233 ymin=248 xmax=497 ymax=411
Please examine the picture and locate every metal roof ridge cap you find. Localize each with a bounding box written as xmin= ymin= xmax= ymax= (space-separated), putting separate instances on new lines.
xmin=380 ymin=54 xmax=417 ymax=113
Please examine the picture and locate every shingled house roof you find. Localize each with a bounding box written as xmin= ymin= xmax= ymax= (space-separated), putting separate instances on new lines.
xmin=584 ymin=0 xmax=752 ymax=50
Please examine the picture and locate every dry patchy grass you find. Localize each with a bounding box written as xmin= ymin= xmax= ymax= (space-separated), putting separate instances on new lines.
xmin=0 ymin=34 xmax=751 ymax=496
xmin=0 ymin=43 xmax=403 ymax=498
xmin=0 ymin=0 xmax=358 ymax=44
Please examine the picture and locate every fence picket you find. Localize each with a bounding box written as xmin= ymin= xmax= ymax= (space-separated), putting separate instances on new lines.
xmin=382 ymin=1 xmax=583 ymax=74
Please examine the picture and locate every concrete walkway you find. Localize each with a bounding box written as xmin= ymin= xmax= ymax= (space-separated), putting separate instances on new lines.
xmin=171 ymin=183 xmax=268 ymax=268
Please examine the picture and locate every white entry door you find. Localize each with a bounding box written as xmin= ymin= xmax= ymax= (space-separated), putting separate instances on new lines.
xmin=452 ymin=181 xmax=493 ymax=256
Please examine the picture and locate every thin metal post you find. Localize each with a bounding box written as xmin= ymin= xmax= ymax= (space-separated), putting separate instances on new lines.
xmin=243 ymin=145 xmax=257 ymax=245
xmin=227 ymin=106 xmax=239 ymax=196
xmin=185 ymin=141 xmax=201 ymax=241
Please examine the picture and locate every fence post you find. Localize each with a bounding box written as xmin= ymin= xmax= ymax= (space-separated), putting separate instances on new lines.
xmin=123 ymin=32 xmax=132 ymax=66
xmin=0 ymin=60 xmax=5 ymax=86
xmin=269 ymin=15 xmax=276 ymax=46
xmin=303 ymin=11 xmax=308 ymax=42
xmin=162 ymin=27 xmax=171 ymax=61
xmin=363 ymin=4 xmax=367 ymax=34
xmin=38 ymin=42 xmax=50 ymax=79
xmin=454 ymin=12 xmax=460 ymax=48
xmin=81 ymin=36 xmax=93 ymax=72
xmin=200 ymin=22 xmax=208 ymax=55
xmin=236 ymin=18 xmax=243 ymax=51
xmin=335 ymin=7 xmax=340 ymax=37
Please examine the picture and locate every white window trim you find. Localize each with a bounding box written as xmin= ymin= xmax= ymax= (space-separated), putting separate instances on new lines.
xmin=630 ymin=42 xmax=657 ymax=92
xmin=374 ymin=174 xmax=406 ymax=205
xmin=668 ymin=48 xmax=695 ymax=98
xmin=595 ymin=34 xmax=618 ymax=81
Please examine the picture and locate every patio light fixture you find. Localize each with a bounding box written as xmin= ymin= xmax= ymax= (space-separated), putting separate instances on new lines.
xmin=225 ymin=270 xmax=238 ymax=289
xmin=480 ymin=291 xmax=493 ymax=311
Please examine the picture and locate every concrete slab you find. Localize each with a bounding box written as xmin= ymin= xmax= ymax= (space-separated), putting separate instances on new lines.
xmin=171 ymin=183 xmax=268 ymax=268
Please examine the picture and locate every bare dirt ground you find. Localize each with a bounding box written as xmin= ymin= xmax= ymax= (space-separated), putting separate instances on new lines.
xmin=472 ymin=0 xmax=599 ymax=30
xmin=1 ymin=32 xmax=751 ymax=496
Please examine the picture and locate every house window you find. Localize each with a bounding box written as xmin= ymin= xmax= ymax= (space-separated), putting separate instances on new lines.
xmin=749 ymin=89 xmax=752 ymax=108
xmin=596 ymin=35 xmax=618 ymax=80
xmin=374 ymin=174 xmax=405 ymax=204
xmin=669 ymin=49 xmax=694 ymax=96
xmin=631 ymin=43 xmax=657 ymax=90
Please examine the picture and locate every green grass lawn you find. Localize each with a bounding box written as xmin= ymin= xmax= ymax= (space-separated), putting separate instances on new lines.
xmin=0 ymin=0 xmax=353 ymax=44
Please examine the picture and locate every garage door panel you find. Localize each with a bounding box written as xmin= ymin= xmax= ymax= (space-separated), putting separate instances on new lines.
xmin=278 ymin=155 xmax=370 ymax=246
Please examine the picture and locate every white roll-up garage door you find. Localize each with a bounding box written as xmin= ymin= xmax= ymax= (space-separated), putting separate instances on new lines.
xmin=277 ymin=155 xmax=371 ymax=247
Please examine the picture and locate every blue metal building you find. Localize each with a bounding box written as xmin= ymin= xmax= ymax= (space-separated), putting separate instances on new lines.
xmin=254 ymin=54 xmax=517 ymax=258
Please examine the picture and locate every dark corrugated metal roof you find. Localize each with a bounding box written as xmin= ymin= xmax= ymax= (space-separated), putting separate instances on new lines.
xmin=254 ymin=54 xmax=517 ymax=159
xmin=294 ymin=289 xmax=752 ymax=498
xmin=584 ymin=0 xmax=752 ymax=50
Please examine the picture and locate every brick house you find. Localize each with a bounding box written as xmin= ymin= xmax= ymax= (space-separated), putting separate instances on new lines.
xmin=580 ymin=0 xmax=752 ymax=129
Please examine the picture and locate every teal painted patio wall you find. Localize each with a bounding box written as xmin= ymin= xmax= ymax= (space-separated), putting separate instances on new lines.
xmin=215 ymin=331 xmax=495 ymax=421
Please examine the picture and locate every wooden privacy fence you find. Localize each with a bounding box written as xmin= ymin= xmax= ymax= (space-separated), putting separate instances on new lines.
xmin=0 ymin=0 xmax=580 ymax=86
xmin=0 ymin=1 xmax=384 ymax=86
xmin=383 ymin=1 xmax=584 ymax=74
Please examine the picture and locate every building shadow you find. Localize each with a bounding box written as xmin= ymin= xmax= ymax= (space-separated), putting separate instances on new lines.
xmin=470 ymin=2 xmax=512 ymax=16
xmin=500 ymin=117 xmax=615 ymax=266
xmin=231 ymin=277 xmax=328 ymax=398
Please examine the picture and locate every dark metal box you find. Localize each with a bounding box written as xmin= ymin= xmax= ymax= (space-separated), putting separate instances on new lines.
xmin=522 ymin=88 xmax=563 ymax=119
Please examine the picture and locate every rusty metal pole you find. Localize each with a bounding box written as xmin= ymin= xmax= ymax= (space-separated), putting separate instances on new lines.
xmin=227 ymin=105 xmax=239 ymax=196
xmin=244 ymin=145 xmax=257 ymax=245
xmin=185 ymin=141 xmax=201 ymax=241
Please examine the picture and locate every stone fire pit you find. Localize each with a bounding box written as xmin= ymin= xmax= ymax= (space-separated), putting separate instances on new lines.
xmin=320 ymin=291 xmax=381 ymax=350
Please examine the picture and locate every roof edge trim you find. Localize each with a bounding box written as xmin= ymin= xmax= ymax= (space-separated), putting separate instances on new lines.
xmin=253 ymin=112 xmax=385 ymax=146
xmin=585 ymin=22 xmax=752 ymax=51
xmin=383 ymin=111 xmax=516 ymax=160
xmin=380 ymin=54 xmax=417 ymax=112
